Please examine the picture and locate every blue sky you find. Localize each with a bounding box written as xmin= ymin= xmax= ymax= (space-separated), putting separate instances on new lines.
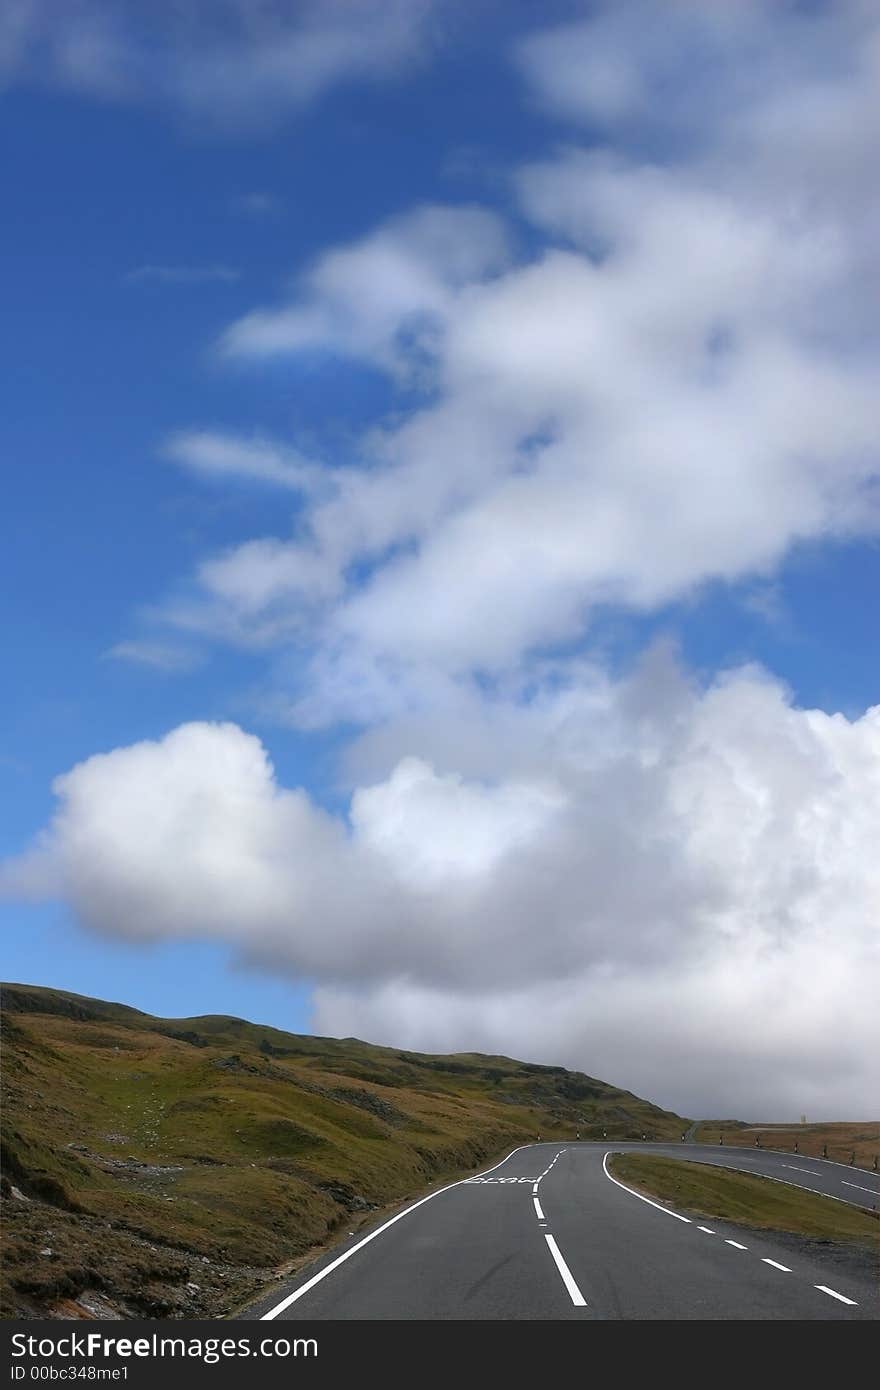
xmin=2 ymin=1 xmax=878 ymax=1117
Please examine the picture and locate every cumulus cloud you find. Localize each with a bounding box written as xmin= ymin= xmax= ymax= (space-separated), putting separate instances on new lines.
xmin=4 ymin=657 xmax=879 ymax=1115
xmin=0 ymin=0 xmax=435 ymax=127
xmin=7 ymin=2 xmax=878 ymax=1120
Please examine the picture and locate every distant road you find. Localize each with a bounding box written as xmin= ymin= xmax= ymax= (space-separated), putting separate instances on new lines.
xmin=240 ymin=1143 xmax=879 ymax=1321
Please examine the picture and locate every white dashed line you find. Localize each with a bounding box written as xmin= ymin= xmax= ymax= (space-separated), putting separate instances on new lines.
xmin=596 ymin=1149 xmax=865 ymax=1311
xmin=544 ymin=1234 xmax=587 ymax=1307
xmin=533 ymin=1197 xmax=545 ymax=1221
xmin=783 ymin=1165 xmax=818 ymax=1175
xmin=841 ymin=1180 xmax=879 ymax=1195
xmin=534 ymin=1149 xmax=566 ymax=1190
xmin=533 ymin=1183 xmax=539 ymax=1194
xmin=815 ymin=1285 xmax=858 ymax=1306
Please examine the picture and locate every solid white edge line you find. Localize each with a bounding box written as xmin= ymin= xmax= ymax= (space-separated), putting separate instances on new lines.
xmin=544 ymin=1234 xmax=587 ymax=1307
xmin=815 ymin=1285 xmax=858 ymax=1306
xmin=260 ymin=1178 xmax=461 ymax=1318
xmin=762 ymin=1258 xmax=791 ymax=1272
xmin=725 ymin=1240 xmax=748 ymax=1250
xmin=533 ymin=1197 xmax=545 ymax=1221
xmin=259 ymin=1141 xmax=536 ymax=1320
xmin=601 ymin=1151 xmax=691 ymax=1222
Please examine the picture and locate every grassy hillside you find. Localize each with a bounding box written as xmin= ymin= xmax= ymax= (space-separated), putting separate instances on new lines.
xmin=0 ymin=982 xmax=687 ymax=1319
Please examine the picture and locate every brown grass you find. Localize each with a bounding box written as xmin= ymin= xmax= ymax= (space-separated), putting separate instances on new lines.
xmin=609 ymin=1153 xmax=880 ymax=1247
xmin=693 ymin=1120 xmax=880 ymax=1173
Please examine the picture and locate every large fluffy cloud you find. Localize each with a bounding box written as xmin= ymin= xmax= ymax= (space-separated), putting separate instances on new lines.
xmin=5 ymin=656 xmax=879 ymax=1116
xmin=10 ymin=3 xmax=879 ymax=1119
xmin=155 ymin=1 xmax=880 ymax=723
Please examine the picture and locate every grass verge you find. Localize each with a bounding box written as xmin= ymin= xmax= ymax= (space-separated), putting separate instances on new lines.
xmin=607 ymin=1154 xmax=879 ymax=1248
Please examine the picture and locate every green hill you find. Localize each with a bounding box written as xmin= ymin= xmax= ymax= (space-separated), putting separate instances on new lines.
xmin=0 ymin=981 xmax=687 ymax=1319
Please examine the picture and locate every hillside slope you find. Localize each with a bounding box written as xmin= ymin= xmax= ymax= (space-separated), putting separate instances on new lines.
xmin=0 ymin=982 xmax=687 ymax=1318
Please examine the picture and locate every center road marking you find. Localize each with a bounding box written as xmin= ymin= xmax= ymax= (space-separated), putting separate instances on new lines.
xmin=697 ymin=1226 xmax=715 ymax=1234
xmin=544 ymin=1234 xmax=587 ymax=1307
xmin=534 ymin=1149 xmax=567 ymax=1190
xmin=533 ymin=1197 xmax=545 ymax=1221
xmin=841 ymin=1180 xmax=879 ymax=1195
xmin=762 ymin=1258 xmax=791 ymax=1272
xmin=784 ymin=1165 xmax=819 ymax=1175
xmin=725 ymin=1240 xmax=748 ymax=1250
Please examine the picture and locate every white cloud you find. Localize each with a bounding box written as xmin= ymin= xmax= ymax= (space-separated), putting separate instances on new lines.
xmin=196 ymin=538 xmax=342 ymax=625
xmin=221 ymin=204 xmax=511 ymax=368
xmin=125 ymin=265 xmax=239 ymax=286
xmin=8 ymin=1 xmax=878 ymax=1121
xmin=234 ymin=192 xmax=280 ymax=218
xmin=105 ymin=641 xmax=202 ymax=673
xmin=164 ymin=431 xmax=320 ymax=492
xmin=3 ymin=659 xmax=878 ymax=1116
xmin=514 ymin=1 xmax=876 ymax=147
xmin=741 ymin=582 xmax=787 ymax=629
xmin=153 ymin=1 xmax=879 ymax=718
xmin=350 ymin=756 xmax=565 ymax=889
xmin=0 ymin=0 xmax=435 ymax=126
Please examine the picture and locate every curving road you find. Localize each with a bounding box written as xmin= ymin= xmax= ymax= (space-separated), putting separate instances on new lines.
xmin=241 ymin=1143 xmax=879 ymax=1321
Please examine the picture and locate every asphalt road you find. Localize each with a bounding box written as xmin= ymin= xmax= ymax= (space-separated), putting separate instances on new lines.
xmin=241 ymin=1143 xmax=880 ymax=1321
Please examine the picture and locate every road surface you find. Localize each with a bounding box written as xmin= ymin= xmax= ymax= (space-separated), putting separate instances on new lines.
xmin=241 ymin=1142 xmax=879 ymax=1321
